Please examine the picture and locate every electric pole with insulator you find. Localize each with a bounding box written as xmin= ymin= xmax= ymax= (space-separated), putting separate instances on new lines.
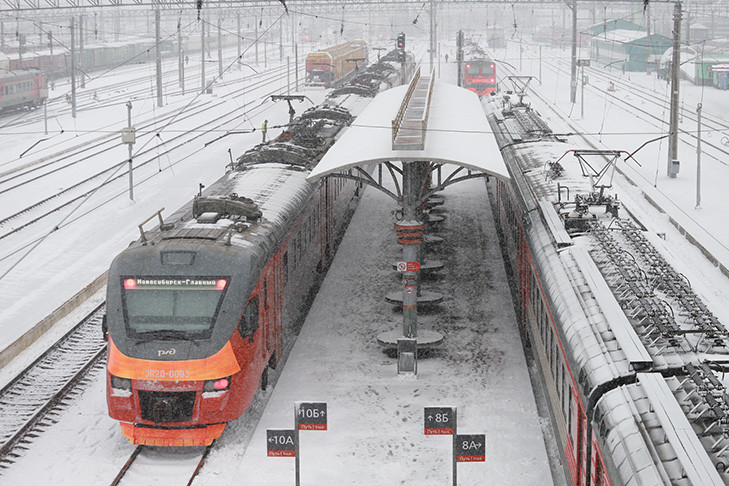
xmin=667 ymin=1 xmax=682 ymax=178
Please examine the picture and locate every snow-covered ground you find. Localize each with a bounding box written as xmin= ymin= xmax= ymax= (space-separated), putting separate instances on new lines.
xmin=3 ymin=30 xmax=729 ymax=485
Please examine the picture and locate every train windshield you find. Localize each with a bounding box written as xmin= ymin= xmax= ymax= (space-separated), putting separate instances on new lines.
xmin=466 ymin=62 xmax=495 ymax=76
xmin=121 ymin=277 xmax=229 ymax=339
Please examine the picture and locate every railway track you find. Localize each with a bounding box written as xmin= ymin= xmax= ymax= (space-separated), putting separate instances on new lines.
xmin=0 ymin=62 xmax=289 ymax=186
xmin=0 ymin=303 xmax=107 ymax=468
xmin=111 ymin=445 xmax=212 ymax=486
xmin=0 ymin=64 xmax=294 ymax=247
xmin=535 ymin=54 xmax=729 ymax=165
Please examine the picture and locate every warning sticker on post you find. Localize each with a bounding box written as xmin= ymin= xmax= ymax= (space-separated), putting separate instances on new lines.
xmin=455 ymin=434 xmax=486 ymax=462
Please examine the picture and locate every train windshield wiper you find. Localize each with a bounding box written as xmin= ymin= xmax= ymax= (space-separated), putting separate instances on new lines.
xmin=134 ymin=330 xmax=188 ymax=344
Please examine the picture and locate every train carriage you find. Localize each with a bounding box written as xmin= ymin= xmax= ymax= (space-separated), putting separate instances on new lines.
xmin=486 ymin=95 xmax=729 ymax=485
xmin=305 ymin=40 xmax=368 ymax=87
xmin=0 ymin=69 xmax=47 ymax=112
xmin=462 ymin=58 xmax=496 ymax=95
xmin=105 ymin=50 xmax=411 ymax=447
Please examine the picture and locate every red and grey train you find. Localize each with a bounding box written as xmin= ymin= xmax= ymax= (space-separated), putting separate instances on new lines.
xmin=104 ymin=49 xmax=413 ymax=447
xmin=0 ymin=69 xmax=47 ymax=113
xmin=461 ymin=39 xmax=496 ymax=96
xmin=487 ymin=95 xmax=729 ymax=485
xmin=462 ymin=58 xmax=496 ymax=96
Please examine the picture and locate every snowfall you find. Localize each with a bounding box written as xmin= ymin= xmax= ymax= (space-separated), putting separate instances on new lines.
xmin=2 ymin=32 xmax=729 ymax=486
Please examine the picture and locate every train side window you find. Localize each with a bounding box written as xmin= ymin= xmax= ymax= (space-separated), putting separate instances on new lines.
xmin=553 ymin=334 xmax=559 ymax=379
xmin=568 ymin=387 xmax=574 ymax=442
xmin=549 ymin=329 xmax=555 ymax=379
xmin=263 ymin=278 xmax=268 ymax=308
xmin=237 ymin=295 xmax=260 ymax=341
xmin=283 ymin=252 xmax=288 ymax=285
xmin=562 ymin=365 xmax=569 ymax=421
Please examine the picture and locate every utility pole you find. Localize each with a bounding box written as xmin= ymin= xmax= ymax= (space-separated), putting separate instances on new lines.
xmin=570 ymin=0 xmax=577 ymax=103
xmin=48 ymin=32 xmax=53 ymax=81
xmin=218 ymin=17 xmax=223 ymax=78
xmin=178 ymin=18 xmax=184 ymax=95
xmin=279 ymin=15 xmax=283 ymax=62
xmin=201 ymin=13 xmax=206 ymax=93
xmin=71 ymin=17 xmax=77 ymax=118
xmin=295 ymin=43 xmax=299 ymax=91
xmin=123 ymin=101 xmax=136 ymax=201
xmin=255 ymin=14 xmax=259 ymax=64
xmin=18 ymin=30 xmax=23 ymax=69
xmin=429 ymin=0 xmax=435 ymax=70
xmin=79 ymin=16 xmax=85 ymax=88
xmin=155 ymin=10 xmax=162 ymax=107
xmin=237 ymin=13 xmax=242 ymax=65
xmin=696 ymin=102 xmax=702 ymax=207
xmin=668 ymin=1 xmax=682 ymax=178
xmin=456 ymin=30 xmax=463 ymax=87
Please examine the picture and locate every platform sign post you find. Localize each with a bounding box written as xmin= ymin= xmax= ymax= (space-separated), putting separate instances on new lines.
xmin=455 ymin=434 xmax=486 ymax=462
xmin=424 ymin=406 xmax=457 ymax=485
xmin=296 ymin=401 xmax=327 ymax=431
xmin=294 ymin=401 xmax=327 ymax=486
xmin=267 ymin=429 xmax=296 ymax=457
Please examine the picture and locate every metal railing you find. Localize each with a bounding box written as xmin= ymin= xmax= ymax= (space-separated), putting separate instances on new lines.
xmin=391 ymin=66 xmax=420 ymax=148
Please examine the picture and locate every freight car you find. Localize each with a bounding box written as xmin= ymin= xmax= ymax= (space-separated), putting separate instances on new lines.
xmin=305 ymin=40 xmax=368 ymax=87
xmin=104 ymin=50 xmax=411 ymax=447
xmin=0 ymin=69 xmax=47 ymax=112
xmin=487 ymin=94 xmax=729 ymax=485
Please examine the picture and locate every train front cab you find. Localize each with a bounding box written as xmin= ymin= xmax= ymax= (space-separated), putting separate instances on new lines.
xmin=106 ymin=251 xmax=283 ymax=447
xmin=305 ymin=53 xmax=334 ymax=86
xmin=490 ymin=177 xmax=610 ymax=486
xmin=463 ymin=60 xmax=496 ymax=96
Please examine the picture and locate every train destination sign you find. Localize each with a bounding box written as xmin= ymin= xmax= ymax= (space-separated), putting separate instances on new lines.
xmin=123 ymin=277 xmax=228 ymax=290
xmin=296 ymin=402 xmax=327 ymax=430
xmin=267 ymin=429 xmax=296 ymax=457
xmin=424 ymin=407 xmax=455 ymax=435
xmin=455 ymin=434 xmax=486 ymax=462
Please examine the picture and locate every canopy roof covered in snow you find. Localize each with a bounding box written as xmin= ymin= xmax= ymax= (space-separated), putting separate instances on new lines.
xmin=307 ymin=82 xmax=510 ymax=181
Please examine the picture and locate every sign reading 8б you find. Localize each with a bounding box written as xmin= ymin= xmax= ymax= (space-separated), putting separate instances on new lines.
xmin=424 ymin=407 xmax=454 ymax=435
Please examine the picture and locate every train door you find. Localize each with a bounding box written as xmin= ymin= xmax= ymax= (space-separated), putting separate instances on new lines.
xmin=576 ymin=406 xmax=586 ymax=486
xmin=263 ymin=265 xmax=276 ymax=361
xmin=319 ymin=179 xmax=333 ymax=266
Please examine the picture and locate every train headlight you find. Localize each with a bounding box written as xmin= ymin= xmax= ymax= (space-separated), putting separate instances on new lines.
xmin=203 ymin=377 xmax=231 ymax=392
xmin=110 ymin=374 xmax=132 ymax=391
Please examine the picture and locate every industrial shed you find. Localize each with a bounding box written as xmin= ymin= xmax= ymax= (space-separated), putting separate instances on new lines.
xmin=590 ymin=29 xmax=671 ymax=72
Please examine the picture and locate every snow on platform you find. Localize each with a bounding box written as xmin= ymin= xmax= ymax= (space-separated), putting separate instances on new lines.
xmin=198 ymin=178 xmax=555 ymax=485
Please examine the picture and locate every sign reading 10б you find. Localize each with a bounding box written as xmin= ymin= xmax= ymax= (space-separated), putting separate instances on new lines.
xmin=297 ymin=401 xmax=327 ymax=430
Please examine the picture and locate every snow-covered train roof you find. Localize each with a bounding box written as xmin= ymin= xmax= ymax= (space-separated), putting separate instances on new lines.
xmin=487 ymin=96 xmax=729 ymax=378
xmin=488 ymin=92 xmax=729 ymax=482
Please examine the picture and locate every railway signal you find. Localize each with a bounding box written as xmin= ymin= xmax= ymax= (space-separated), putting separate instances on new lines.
xmin=397 ymin=32 xmax=405 ymax=49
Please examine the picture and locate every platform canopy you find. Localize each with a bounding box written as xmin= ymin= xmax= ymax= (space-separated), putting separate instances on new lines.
xmin=307 ymin=82 xmax=510 ymax=182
